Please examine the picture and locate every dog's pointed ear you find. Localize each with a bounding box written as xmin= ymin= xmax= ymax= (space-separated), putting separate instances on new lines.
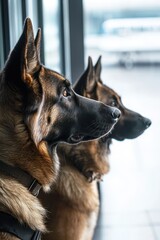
xmin=34 ymin=28 xmax=41 ymax=62
xmin=94 ymin=56 xmax=102 ymax=82
xmin=86 ymin=56 xmax=96 ymax=93
xmin=4 ymin=18 xmax=40 ymax=88
xmin=22 ymin=18 xmax=40 ymax=78
xmin=73 ymin=56 xmax=96 ymax=95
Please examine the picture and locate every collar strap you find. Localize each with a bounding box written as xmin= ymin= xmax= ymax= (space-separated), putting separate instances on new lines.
xmin=0 ymin=211 xmax=41 ymax=240
xmin=0 ymin=160 xmax=41 ymax=196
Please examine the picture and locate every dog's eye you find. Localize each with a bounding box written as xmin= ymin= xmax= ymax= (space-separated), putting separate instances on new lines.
xmin=111 ymin=100 xmax=117 ymax=106
xmin=63 ymin=88 xmax=70 ymax=97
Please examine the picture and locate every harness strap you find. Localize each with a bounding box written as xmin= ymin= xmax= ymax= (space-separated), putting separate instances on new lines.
xmin=0 ymin=212 xmax=41 ymax=240
xmin=0 ymin=160 xmax=41 ymax=196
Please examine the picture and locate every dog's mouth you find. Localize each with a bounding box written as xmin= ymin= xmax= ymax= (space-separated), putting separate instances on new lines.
xmin=113 ymin=135 xmax=125 ymax=141
xmin=111 ymin=129 xmax=145 ymax=141
xmin=105 ymin=127 xmax=124 ymax=141
xmin=69 ymin=125 xmax=115 ymax=144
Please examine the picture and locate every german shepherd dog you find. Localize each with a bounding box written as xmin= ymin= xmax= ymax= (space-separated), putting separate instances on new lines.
xmin=0 ymin=18 xmax=120 ymax=239
xmin=40 ymin=57 xmax=151 ymax=240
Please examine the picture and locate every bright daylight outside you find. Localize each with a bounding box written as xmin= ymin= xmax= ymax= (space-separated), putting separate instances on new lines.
xmin=83 ymin=0 xmax=160 ymax=240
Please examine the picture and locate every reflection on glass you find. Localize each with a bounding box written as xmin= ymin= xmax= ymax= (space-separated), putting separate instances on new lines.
xmin=42 ymin=0 xmax=60 ymax=72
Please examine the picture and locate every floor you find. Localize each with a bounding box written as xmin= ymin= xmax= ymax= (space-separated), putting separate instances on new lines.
xmin=93 ymin=65 xmax=160 ymax=240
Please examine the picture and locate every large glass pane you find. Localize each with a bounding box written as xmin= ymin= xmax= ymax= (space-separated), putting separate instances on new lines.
xmin=42 ymin=0 xmax=60 ymax=72
xmin=83 ymin=1 xmax=160 ymax=239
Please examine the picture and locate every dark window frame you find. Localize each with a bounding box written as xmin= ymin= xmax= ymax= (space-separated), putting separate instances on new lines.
xmin=60 ymin=0 xmax=84 ymax=82
xmin=1 ymin=0 xmax=10 ymax=65
xmin=0 ymin=0 xmax=4 ymax=68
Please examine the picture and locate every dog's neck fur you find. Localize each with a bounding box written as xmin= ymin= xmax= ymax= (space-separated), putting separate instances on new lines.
xmin=40 ymin=139 xmax=110 ymax=231
xmin=39 ymin=136 xmax=110 ymax=238
xmin=0 ymin=80 xmax=59 ymax=232
xmin=0 ymin=81 xmax=58 ymax=191
xmin=58 ymin=138 xmax=110 ymax=183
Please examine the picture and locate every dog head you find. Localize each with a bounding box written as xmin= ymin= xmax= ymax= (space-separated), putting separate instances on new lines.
xmin=74 ymin=56 xmax=151 ymax=141
xmin=0 ymin=19 xmax=120 ymax=158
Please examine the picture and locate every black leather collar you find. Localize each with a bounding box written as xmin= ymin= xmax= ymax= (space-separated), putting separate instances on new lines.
xmin=0 ymin=160 xmax=41 ymax=196
xmin=0 ymin=212 xmax=41 ymax=240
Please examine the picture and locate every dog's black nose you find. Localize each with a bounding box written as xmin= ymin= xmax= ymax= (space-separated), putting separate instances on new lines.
xmin=144 ymin=118 xmax=152 ymax=128
xmin=111 ymin=108 xmax=121 ymax=119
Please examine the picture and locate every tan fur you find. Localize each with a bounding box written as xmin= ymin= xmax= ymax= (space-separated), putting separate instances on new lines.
xmin=0 ymin=233 xmax=19 ymax=240
xmin=25 ymin=73 xmax=33 ymax=87
xmin=0 ymin=19 xmax=63 ymax=239
xmin=0 ymin=176 xmax=46 ymax=232
xmin=50 ymin=71 xmax=65 ymax=80
xmin=0 ymin=96 xmax=56 ymax=188
xmin=40 ymin=140 xmax=109 ymax=240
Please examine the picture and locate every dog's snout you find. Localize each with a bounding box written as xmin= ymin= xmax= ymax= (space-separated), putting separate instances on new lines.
xmin=144 ymin=118 xmax=152 ymax=129
xmin=111 ymin=108 xmax=121 ymax=120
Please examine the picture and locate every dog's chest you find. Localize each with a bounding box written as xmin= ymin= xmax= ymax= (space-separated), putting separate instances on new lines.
xmin=81 ymin=208 xmax=99 ymax=240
